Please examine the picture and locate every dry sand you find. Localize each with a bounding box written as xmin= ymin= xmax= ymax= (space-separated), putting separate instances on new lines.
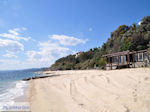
xmin=28 ymin=68 xmax=150 ymax=112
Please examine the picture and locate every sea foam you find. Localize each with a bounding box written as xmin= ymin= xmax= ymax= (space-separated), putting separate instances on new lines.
xmin=0 ymin=81 xmax=28 ymax=106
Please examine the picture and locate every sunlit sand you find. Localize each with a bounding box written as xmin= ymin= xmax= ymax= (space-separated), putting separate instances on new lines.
xmin=28 ymin=68 xmax=150 ymax=112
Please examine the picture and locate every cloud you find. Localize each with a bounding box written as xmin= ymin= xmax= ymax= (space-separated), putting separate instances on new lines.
xmin=0 ymin=27 xmax=31 ymax=41
xmin=26 ymin=41 xmax=74 ymax=67
xmin=0 ymin=38 xmax=24 ymax=52
xmin=49 ymin=34 xmax=88 ymax=46
xmin=0 ymin=31 xmax=88 ymax=69
xmin=0 ymin=59 xmax=20 ymax=65
xmin=3 ymin=51 xmax=18 ymax=58
xmin=0 ymin=59 xmax=21 ymax=70
xmin=8 ymin=29 xmax=19 ymax=35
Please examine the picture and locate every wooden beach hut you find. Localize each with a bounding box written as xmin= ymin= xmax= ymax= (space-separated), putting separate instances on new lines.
xmin=102 ymin=49 xmax=150 ymax=70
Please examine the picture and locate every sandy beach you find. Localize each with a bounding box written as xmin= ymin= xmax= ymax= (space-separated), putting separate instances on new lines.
xmin=28 ymin=68 xmax=150 ymax=112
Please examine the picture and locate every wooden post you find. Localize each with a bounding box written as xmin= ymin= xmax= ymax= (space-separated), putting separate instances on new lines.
xmin=109 ymin=57 xmax=110 ymax=70
xmin=142 ymin=52 xmax=144 ymax=61
xmin=147 ymin=49 xmax=150 ymax=63
xmin=133 ymin=53 xmax=135 ymax=68
xmin=102 ymin=57 xmax=104 ymax=69
xmin=127 ymin=52 xmax=130 ymax=68
xmin=118 ymin=56 xmax=120 ymax=69
xmin=111 ymin=57 xmax=112 ymax=70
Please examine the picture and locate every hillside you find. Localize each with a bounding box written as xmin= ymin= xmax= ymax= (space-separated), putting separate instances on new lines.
xmin=50 ymin=15 xmax=150 ymax=70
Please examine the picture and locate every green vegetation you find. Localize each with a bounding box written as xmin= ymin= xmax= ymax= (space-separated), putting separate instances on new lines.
xmin=50 ymin=15 xmax=150 ymax=70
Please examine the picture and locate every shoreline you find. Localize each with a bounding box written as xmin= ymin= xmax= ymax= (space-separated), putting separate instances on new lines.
xmin=28 ymin=68 xmax=150 ymax=112
xmin=14 ymin=81 xmax=29 ymax=102
xmin=0 ymin=80 xmax=29 ymax=111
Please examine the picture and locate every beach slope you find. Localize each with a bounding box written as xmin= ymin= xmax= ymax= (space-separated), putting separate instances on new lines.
xmin=28 ymin=68 xmax=150 ymax=112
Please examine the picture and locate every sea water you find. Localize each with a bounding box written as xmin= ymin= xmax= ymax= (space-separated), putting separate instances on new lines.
xmin=0 ymin=69 xmax=41 ymax=105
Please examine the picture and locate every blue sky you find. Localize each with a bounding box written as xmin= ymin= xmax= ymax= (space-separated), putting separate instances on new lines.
xmin=0 ymin=0 xmax=150 ymax=70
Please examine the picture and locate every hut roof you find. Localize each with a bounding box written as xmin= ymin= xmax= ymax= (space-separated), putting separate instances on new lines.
xmin=102 ymin=49 xmax=148 ymax=58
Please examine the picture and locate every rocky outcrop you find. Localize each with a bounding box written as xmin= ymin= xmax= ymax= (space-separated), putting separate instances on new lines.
xmin=22 ymin=75 xmax=60 ymax=81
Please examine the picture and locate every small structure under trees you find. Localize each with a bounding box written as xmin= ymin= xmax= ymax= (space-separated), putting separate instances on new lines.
xmin=102 ymin=49 xmax=150 ymax=70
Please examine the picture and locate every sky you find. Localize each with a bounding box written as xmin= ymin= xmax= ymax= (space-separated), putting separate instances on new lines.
xmin=0 ymin=0 xmax=150 ymax=70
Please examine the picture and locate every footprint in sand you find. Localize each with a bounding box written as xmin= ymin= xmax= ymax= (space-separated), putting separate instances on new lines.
xmin=132 ymin=89 xmax=137 ymax=102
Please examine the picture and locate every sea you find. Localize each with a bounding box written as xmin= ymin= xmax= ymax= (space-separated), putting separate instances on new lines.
xmin=0 ymin=69 xmax=41 ymax=106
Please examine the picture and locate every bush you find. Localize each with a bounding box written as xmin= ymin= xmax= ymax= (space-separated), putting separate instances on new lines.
xmin=98 ymin=58 xmax=106 ymax=69
xmin=89 ymin=59 xmax=95 ymax=68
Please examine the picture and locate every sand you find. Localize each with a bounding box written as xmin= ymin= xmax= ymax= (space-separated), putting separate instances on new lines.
xmin=28 ymin=68 xmax=150 ymax=112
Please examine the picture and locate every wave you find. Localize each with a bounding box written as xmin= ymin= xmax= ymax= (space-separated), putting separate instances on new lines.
xmin=0 ymin=81 xmax=28 ymax=104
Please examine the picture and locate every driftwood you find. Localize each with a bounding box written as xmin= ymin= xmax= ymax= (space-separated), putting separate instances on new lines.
xmin=22 ymin=75 xmax=60 ymax=81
